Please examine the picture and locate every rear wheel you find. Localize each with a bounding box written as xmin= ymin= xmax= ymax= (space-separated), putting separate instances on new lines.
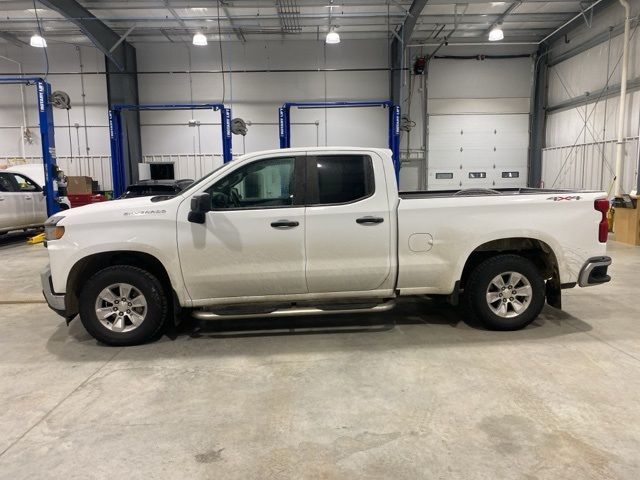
xmin=79 ymin=265 xmax=168 ymax=345
xmin=465 ymin=254 xmax=545 ymax=330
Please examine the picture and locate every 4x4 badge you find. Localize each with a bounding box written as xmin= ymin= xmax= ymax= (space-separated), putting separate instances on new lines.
xmin=547 ymin=195 xmax=581 ymax=201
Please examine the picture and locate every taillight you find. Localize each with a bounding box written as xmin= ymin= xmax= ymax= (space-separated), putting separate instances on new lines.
xmin=594 ymin=198 xmax=609 ymax=243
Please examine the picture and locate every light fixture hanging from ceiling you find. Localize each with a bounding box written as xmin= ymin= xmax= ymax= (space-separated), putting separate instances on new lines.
xmin=488 ymin=24 xmax=504 ymax=41
xmin=192 ymin=32 xmax=208 ymax=46
xmin=30 ymin=34 xmax=47 ymax=48
xmin=326 ymin=28 xmax=340 ymax=44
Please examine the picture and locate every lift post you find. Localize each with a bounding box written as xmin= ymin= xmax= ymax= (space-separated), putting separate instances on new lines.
xmin=278 ymin=101 xmax=401 ymax=180
xmin=0 ymin=77 xmax=61 ymax=216
xmin=109 ymin=103 xmax=232 ymax=197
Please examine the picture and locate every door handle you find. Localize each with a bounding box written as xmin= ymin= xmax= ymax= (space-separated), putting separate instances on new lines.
xmin=356 ymin=216 xmax=384 ymax=225
xmin=271 ymin=220 xmax=299 ymax=229
xmin=25 ymin=196 xmax=32 ymax=200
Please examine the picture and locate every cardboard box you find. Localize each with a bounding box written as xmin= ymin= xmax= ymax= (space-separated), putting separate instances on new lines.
xmin=66 ymin=176 xmax=93 ymax=194
xmin=614 ymin=201 xmax=640 ymax=246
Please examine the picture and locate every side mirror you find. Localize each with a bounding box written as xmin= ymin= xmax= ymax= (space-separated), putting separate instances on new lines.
xmin=188 ymin=193 xmax=211 ymax=224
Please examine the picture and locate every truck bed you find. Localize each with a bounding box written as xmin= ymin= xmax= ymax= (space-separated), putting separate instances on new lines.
xmin=399 ymin=188 xmax=599 ymax=200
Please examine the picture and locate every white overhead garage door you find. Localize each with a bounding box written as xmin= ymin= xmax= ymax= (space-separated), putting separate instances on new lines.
xmin=427 ymin=113 xmax=529 ymax=191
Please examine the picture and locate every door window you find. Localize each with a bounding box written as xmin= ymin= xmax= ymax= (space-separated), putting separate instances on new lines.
xmin=206 ymin=157 xmax=296 ymax=209
xmin=0 ymin=174 xmax=14 ymax=192
xmin=9 ymin=173 xmax=39 ymax=192
xmin=310 ymin=155 xmax=374 ymax=205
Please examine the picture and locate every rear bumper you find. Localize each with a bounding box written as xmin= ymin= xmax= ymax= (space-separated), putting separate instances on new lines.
xmin=578 ymin=256 xmax=612 ymax=287
xmin=41 ymin=265 xmax=66 ymax=316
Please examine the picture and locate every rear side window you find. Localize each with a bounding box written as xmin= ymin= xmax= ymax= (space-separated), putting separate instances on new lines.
xmin=312 ymin=155 xmax=374 ymax=205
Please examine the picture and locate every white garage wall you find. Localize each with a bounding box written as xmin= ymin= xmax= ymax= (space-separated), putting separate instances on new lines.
xmin=0 ymin=43 xmax=109 ymax=160
xmin=1 ymin=39 xmax=535 ymax=192
xmin=543 ymin=1 xmax=640 ymax=193
xmin=401 ymin=55 xmax=533 ymax=190
xmin=0 ymin=39 xmax=391 ymax=188
xmin=136 ymin=39 xmax=390 ymax=169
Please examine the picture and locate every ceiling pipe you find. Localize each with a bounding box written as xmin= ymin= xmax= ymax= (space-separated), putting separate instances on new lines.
xmin=408 ymin=41 xmax=537 ymax=46
xmin=614 ymin=0 xmax=631 ymax=197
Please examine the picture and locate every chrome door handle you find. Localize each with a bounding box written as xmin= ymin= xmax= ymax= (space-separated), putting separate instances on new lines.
xmin=270 ymin=220 xmax=299 ymax=229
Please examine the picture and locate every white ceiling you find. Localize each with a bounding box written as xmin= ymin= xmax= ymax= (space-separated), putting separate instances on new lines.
xmin=0 ymin=0 xmax=596 ymax=46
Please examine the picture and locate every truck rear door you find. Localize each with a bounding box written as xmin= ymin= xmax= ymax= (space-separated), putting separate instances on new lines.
xmin=304 ymin=152 xmax=394 ymax=293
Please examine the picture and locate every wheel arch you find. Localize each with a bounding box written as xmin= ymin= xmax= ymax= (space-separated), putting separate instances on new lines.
xmin=65 ymin=250 xmax=178 ymax=319
xmin=458 ymin=237 xmax=562 ymax=308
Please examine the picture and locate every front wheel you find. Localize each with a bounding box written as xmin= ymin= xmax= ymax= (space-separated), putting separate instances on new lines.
xmin=79 ymin=265 xmax=168 ymax=345
xmin=464 ymin=254 xmax=545 ymax=331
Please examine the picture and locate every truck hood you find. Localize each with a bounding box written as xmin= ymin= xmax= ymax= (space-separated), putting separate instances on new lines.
xmin=57 ymin=196 xmax=179 ymax=225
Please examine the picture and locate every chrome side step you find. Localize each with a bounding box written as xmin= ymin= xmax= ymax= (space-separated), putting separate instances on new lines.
xmin=192 ymin=300 xmax=396 ymax=321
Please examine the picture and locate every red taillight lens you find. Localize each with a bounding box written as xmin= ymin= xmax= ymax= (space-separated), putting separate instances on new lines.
xmin=594 ymin=198 xmax=609 ymax=243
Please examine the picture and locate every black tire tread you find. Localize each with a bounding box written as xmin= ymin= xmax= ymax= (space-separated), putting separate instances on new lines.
xmin=79 ymin=265 xmax=168 ymax=346
xmin=464 ymin=254 xmax=545 ymax=331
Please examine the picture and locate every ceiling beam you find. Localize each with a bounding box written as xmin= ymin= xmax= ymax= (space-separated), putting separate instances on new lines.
xmin=484 ymin=0 xmax=522 ymax=35
xmin=71 ymin=0 xmax=586 ymax=7
xmin=38 ymin=0 xmax=131 ymax=70
xmin=0 ymin=31 xmax=29 ymax=47
xmin=221 ymin=2 xmax=247 ymax=42
xmin=390 ymin=0 xmax=429 ymax=104
xmin=0 ymin=12 xmax=580 ymax=25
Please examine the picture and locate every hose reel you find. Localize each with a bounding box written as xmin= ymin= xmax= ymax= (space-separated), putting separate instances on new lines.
xmin=50 ymin=90 xmax=71 ymax=110
xmin=231 ymin=117 xmax=248 ymax=136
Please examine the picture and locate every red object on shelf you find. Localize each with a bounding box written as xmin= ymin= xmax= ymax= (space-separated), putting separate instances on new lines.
xmin=68 ymin=193 xmax=107 ymax=208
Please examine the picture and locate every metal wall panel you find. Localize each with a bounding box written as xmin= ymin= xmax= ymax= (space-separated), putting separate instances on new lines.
xmin=542 ymin=138 xmax=639 ymax=193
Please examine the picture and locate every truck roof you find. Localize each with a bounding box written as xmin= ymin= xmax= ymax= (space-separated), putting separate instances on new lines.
xmin=240 ymin=146 xmax=392 ymax=159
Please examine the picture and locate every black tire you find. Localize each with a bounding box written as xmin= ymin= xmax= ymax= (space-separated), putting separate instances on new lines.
xmin=79 ymin=265 xmax=168 ymax=346
xmin=464 ymin=254 xmax=545 ymax=331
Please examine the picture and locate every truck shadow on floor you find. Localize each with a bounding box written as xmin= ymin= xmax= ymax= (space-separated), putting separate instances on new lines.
xmin=172 ymin=296 xmax=592 ymax=340
xmin=46 ymin=296 xmax=594 ymax=361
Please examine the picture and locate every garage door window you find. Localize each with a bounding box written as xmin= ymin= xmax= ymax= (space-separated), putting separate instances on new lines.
xmin=311 ymin=155 xmax=374 ymax=205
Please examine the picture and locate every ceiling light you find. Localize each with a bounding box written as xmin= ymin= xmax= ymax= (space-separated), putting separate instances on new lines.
xmin=30 ymin=34 xmax=47 ymax=48
xmin=488 ymin=25 xmax=504 ymax=41
xmin=192 ymin=32 xmax=207 ymax=46
xmin=325 ymin=29 xmax=340 ymax=44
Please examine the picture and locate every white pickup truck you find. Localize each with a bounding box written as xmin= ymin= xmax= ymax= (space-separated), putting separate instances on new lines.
xmin=41 ymin=147 xmax=611 ymax=345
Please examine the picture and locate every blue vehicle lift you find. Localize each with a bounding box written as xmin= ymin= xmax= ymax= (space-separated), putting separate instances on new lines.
xmin=278 ymin=101 xmax=401 ymax=180
xmin=109 ymin=103 xmax=233 ymax=197
xmin=0 ymin=77 xmax=61 ymax=216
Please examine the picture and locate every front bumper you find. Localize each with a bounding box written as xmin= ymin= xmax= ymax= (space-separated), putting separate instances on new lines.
xmin=41 ymin=265 xmax=66 ymax=316
xmin=578 ymin=256 xmax=612 ymax=287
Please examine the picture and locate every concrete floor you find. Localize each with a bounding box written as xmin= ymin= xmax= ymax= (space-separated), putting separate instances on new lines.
xmin=1 ymin=232 xmax=640 ymax=479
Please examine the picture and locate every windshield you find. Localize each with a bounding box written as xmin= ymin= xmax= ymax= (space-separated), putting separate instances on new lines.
xmin=178 ymin=161 xmax=236 ymax=196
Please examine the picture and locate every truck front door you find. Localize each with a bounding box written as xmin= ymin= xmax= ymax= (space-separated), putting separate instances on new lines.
xmin=177 ymin=155 xmax=308 ymax=301
xmin=304 ymin=153 xmax=394 ymax=293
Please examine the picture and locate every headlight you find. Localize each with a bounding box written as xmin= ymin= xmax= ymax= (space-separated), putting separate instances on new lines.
xmin=44 ymin=216 xmax=65 ymax=241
